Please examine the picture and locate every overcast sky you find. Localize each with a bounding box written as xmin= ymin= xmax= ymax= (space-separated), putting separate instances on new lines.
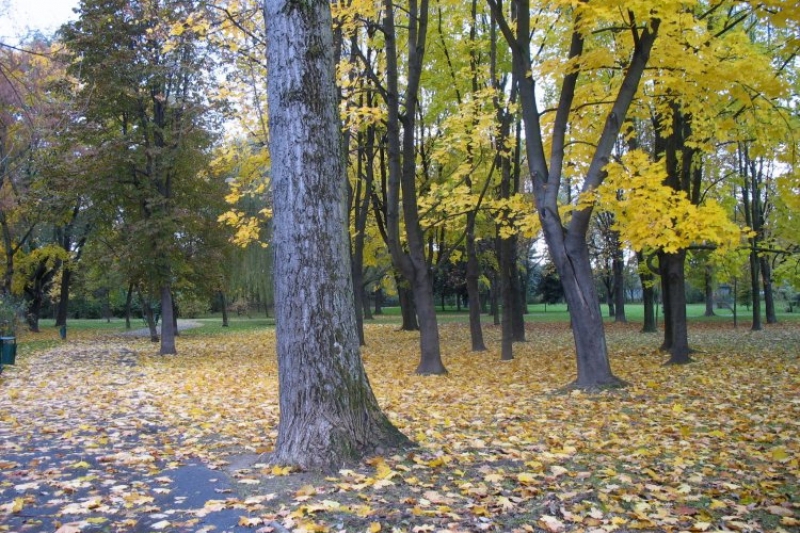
xmin=0 ymin=0 xmax=78 ymax=42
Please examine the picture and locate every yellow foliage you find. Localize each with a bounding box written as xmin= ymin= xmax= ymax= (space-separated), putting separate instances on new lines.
xmin=598 ymin=151 xmax=744 ymax=253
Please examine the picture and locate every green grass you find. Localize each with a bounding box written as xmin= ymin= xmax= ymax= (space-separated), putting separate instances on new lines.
xmin=17 ymin=302 xmax=796 ymax=343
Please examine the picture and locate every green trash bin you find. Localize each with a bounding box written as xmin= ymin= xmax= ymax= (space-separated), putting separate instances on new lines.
xmin=0 ymin=336 xmax=16 ymax=365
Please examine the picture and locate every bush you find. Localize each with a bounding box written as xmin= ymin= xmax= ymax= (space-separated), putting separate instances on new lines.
xmin=179 ymin=297 xmax=210 ymax=319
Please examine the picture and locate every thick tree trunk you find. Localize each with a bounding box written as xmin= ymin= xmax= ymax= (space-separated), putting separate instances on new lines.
xmin=159 ymin=285 xmax=177 ymax=355
xmin=661 ymin=251 xmax=691 ymax=364
xmin=265 ymin=0 xmax=409 ymax=470
xmin=760 ymin=257 xmax=777 ymax=324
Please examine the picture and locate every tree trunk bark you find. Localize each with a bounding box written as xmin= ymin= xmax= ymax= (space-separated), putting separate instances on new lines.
xmin=511 ymin=245 xmax=526 ymax=342
xmin=637 ymin=252 xmax=657 ymax=333
xmin=160 ymin=285 xmax=177 ymax=355
xmin=465 ymin=212 xmax=486 ymax=351
xmin=397 ymin=282 xmax=418 ymax=330
xmin=704 ymin=264 xmax=716 ymax=316
xmin=546 ymin=227 xmax=623 ymax=388
xmin=140 ymin=292 xmax=159 ymax=342
xmin=124 ymin=282 xmax=134 ymax=330
xmin=373 ymin=287 xmax=383 ymax=315
xmin=749 ymin=249 xmax=762 ymax=331
xmin=55 ymin=267 xmax=72 ymax=327
xmin=265 ymin=0 xmax=409 ymax=470
xmin=499 ymin=233 xmax=514 ymax=360
xmin=612 ymin=241 xmax=626 ymax=323
xmin=661 ymin=251 xmax=691 ymax=364
xmin=760 ymin=257 xmax=777 ymax=324
xmin=220 ymin=291 xmax=229 ymax=327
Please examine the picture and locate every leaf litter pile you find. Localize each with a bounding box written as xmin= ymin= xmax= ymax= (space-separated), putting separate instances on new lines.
xmin=1 ymin=322 xmax=798 ymax=533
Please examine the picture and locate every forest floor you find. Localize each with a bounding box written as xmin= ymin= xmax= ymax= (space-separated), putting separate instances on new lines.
xmin=0 ymin=321 xmax=798 ymax=533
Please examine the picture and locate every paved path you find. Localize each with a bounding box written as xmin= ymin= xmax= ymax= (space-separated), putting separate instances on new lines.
xmin=0 ymin=335 xmax=258 ymax=533
xmin=116 ymin=319 xmax=204 ymax=338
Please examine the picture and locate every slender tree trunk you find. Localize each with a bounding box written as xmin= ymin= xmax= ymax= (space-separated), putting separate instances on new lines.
xmin=397 ymin=282 xmax=418 ymax=330
xmin=265 ymin=0 xmax=410 ymax=469
xmin=160 ymin=285 xmax=177 ymax=355
xmin=749 ymin=250 xmax=762 ymax=331
xmin=362 ymin=288 xmax=373 ymax=320
xmin=761 ymin=257 xmax=777 ymax=324
xmin=220 ymin=291 xmax=229 ymax=327
xmin=373 ymin=288 xmax=383 ymax=315
xmin=659 ymin=253 xmax=673 ymax=351
xmin=499 ymin=233 xmax=514 ymax=360
xmin=704 ymin=264 xmax=716 ymax=317
xmin=125 ymin=283 xmax=134 ymax=330
xmin=511 ymin=247 xmax=526 ymax=342
xmin=140 ymin=293 xmax=159 ymax=342
xmin=55 ymin=267 xmax=73 ymax=327
xmin=661 ymin=251 xmax=691 ymax=364
xmin=382 ymin=0 xmax=444 ymax=374
xmin=637 ymin=252 xmax=657 ymax=333
xmin=490 ymin=271 xmax=500 ymax=325
xmin=465 ymin=211 xmax=486 ymax=351
xmin=612 ymin=241 xmax=626 ymax=323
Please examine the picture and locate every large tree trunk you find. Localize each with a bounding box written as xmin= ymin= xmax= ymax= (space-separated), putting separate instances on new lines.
xmin=265 ymin=0 xmax=409 ymax=470
xmin=661 ymin=251 xmax=691 ymax=364
xmin=159 ymin=285 xmax=177 ymax=355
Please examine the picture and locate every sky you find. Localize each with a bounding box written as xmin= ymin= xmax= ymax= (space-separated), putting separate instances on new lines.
xmin=0 ymin=0 xmax=78 ymax=42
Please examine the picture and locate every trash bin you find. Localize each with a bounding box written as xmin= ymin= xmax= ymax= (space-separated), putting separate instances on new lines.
xmin=0 ymin=336 xmax=16 ymax=365
xmin=59 ymin=325 xmax=67 ymax=340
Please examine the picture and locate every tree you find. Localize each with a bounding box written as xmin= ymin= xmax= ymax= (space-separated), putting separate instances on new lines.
xmin=62 ymin=0 xmax=220 ymax=354
xmin=264 ymin=0 xmax=409 ymax=469
xmin=485 ymin=2 xmax=661 ymax=388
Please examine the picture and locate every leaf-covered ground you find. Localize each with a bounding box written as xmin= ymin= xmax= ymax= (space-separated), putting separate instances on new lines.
xmin=1 ymin=322 xmax=798 ymax=533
